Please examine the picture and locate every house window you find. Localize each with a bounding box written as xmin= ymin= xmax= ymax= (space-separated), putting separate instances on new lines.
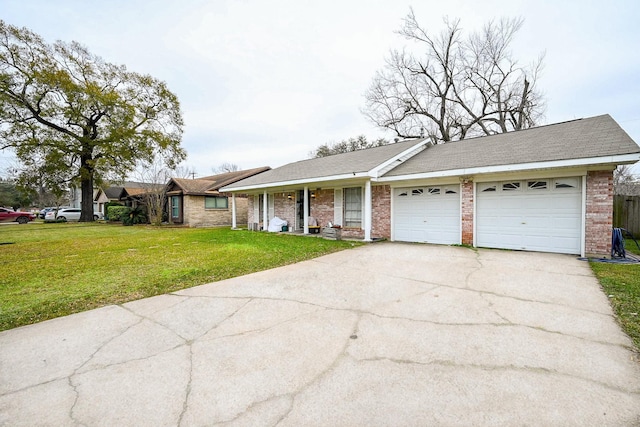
xmin=344 ymin=187 xmax=362 ymax=228
xmin=411 ymin=188 xmax=424 ymax=196
xmin=528 ymin=180 xmax=548 ymax=190
xmin=502 ymin=182 xmax=520 ymax=191
xmin=555 ymin=178 xmax=579 ymax=189
xmin=205 ymin=196 xmax=228 ymax=209
xmin=428 ymin=187 xmax=441 ymax=195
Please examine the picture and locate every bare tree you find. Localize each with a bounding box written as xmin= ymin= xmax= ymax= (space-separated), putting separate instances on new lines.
xmin=173 ymin=164 xmax=197 ymax=179
xmin=614 ymin=165 xmax=638 ymax=195
xmin=131 ymin=157 xmax=175 ymax=225
xmin=212 ymin=162 xmax=240 ymax=174
xmin=363 ymin=10 xmax=545 ymax=142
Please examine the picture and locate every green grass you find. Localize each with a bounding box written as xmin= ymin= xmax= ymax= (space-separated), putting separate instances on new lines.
xmin=0 ymin=223 xmax=361 ymax=331
xmin=590 ymin=238 xmax=640 ymax=350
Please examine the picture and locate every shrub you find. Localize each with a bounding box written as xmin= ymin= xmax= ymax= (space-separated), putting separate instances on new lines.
xmin=107 ymin=205 xmax=128 ymax=222
xmin=122 ymin=206 xmax=147 ymax=226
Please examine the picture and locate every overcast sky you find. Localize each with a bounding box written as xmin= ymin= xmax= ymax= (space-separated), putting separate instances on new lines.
xmin=2 ymin=0 xmax=640 ymax=177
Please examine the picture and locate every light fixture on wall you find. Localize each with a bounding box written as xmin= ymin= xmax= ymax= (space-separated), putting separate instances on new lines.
xmin=287 ymin=193 xmax=292 ymax=200
xmin=311 ymin=191 xmax=316 ymax=199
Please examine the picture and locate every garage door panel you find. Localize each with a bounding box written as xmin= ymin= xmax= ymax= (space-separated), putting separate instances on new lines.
xmin=393 ymin=185 xmax=460 ymax=245
xmin=477 ymin=178 xmax=581 ymax=254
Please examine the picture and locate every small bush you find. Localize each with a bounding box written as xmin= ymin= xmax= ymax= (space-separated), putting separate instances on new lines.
xmin=107 ymin=205 xmax=128 ymax=221
xmin=122 ymin=206 xmax=147 ymax=226
xmin=104 ymin=202 xmax=123 ymax=220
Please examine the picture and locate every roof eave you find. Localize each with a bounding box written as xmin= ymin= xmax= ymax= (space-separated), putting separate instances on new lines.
xmin=221 ymin=172 xmax=371 ymax=192
xmin=376 ymin=153 xmax=640 ymax=182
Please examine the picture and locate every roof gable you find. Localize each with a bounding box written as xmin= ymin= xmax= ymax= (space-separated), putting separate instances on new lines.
xmin=223 ymin=139 xmax=425 ymax=190
xmin=168 ymin=167 xmax=270 ymax=195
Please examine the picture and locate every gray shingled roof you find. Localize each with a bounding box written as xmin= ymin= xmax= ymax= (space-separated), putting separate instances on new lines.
xmin=223 ymin=139 xmax=421 ymax=189
xmin=385 ymin=114 xmax=640 ymax=177
xmin=223 ymin=115 xmax=639 ymax=190
xmin=169 ymin=167 xmax=270 ymax=195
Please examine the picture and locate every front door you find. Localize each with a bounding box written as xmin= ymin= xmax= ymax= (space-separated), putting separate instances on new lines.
xmin=296 ymin=190 xmax=311 ymax=230
xmin=170 ymin=196 xmax=183 ymax=224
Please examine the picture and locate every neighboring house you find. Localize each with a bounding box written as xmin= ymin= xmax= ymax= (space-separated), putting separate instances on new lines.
xmin=166 ymin=167 xmax=270 ymax=227
xmin=221 ymin=114 xmax=640 ymax=257
xmin=94 ymin=182 xmax=153 ymax=215
xmin=68 ymin=186 xmax=100 ymax=211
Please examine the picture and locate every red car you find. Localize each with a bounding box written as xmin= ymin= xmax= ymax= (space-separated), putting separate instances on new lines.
xmin=0 ymin=207 xmax=36 ymax=224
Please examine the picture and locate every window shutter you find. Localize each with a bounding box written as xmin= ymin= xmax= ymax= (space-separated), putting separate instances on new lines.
xmin=334 ymin=189 xmax=343 ymax=226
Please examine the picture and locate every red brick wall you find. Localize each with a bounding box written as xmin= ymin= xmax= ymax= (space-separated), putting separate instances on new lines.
xmin=247 ymin=196 xmax=255 ymax=224
xmin=273 ymin=193 xmax=296 ymax=228
xmin=305 ymin=186 xmax=390 ymax=240
xmin=372 ymin=185 xmax=391 ymax=239
xmin=585 ymin=170 xmax=613 ymax=257
xmin=461 ymin=181 xmax=474 ymax=245
xmin=310 ymin=189 xmax=334 ymax=228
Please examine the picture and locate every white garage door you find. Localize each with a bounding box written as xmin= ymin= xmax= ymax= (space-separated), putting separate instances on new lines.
xmin=393 ymin=185 xmax=460 ymax=244
xmin=476 ymin=177 xmax=582 ymax=254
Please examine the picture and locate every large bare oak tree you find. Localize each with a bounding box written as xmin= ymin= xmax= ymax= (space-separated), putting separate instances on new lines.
xmin=363 ymin=10 xmax=545 ymax=142
xmin=0 ymin=21 xmax=185 ymax=221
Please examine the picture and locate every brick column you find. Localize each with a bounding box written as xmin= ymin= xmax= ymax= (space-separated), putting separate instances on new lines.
xmin=585 ymin=170 xmax=613 ymax=257
xmin=461 ymin=180 xmax=474 ymax=246
xmin=372 ymin=185 xmax=391 ymax=239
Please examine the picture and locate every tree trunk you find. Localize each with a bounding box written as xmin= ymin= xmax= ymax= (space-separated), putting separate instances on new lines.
xmin=79 ymin=152 xmax=94 ymax=222
xmin=80 ymin=176 xmax=94 ymax=222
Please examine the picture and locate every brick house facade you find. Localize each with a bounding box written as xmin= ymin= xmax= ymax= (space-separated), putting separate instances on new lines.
xmin=247 ymin=172 xmax=615 ymax=256
xmin=166 ymin=167 xmax=269 ymax=228
xmin=180 ymin=194 xmax=248 ymax=227
xmin=226 ymin=115 xmax=639 ymax=257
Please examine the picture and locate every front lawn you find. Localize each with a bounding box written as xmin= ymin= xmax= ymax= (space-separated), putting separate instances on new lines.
xmin=0 ymin=223 xmax=360 ymax=331
xmin=590 ymin=239 xmax=640 ymax=350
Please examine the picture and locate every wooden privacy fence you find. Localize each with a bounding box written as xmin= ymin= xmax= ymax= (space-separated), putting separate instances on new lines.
xmin=614 ymin=195 xmax=640 ymax=236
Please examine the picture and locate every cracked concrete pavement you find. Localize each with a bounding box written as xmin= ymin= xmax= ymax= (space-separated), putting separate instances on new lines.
xmin=1 ymin=242 xmax=640 ymax=426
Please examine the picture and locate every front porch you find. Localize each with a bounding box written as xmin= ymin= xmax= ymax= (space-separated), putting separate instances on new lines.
xmin=230 ymin=182 xmax=384 ymax=242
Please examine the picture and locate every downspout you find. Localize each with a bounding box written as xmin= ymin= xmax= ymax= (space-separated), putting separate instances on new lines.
xmin=581 ymin=175 xmax=586 ymax=258
xmin=364 ymin=180 xmax=372 ymax=241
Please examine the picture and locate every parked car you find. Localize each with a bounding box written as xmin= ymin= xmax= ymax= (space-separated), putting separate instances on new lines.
xmin=39 ymin=207 xmax=55 ymax=219
xmin=0 ymin=207 xmax=36 ymax=224
xmin=45 ymin=208 xmax=103 ymax=222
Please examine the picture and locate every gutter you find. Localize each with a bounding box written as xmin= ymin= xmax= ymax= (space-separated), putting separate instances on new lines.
xmin=375 ymin=153 xmax=640 ymax=182
xmin=221 ymin=172 xmax=371 ymax=192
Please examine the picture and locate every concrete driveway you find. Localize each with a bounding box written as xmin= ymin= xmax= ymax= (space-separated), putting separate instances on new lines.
xmin=1 ymin=243 xmax=639 ymax=426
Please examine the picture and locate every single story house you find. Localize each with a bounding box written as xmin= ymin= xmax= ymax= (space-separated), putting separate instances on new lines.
xmin=221 ymin=114 xmax=640 ymax=257
xmin=165 ymin=167 xmax=270 ymax=227
xmin=94 ymin=181 xmax=151 ymax=214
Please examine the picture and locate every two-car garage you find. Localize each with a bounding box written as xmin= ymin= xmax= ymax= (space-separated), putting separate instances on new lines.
xmin=392 ymin=177 xmax=583 ymax=254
